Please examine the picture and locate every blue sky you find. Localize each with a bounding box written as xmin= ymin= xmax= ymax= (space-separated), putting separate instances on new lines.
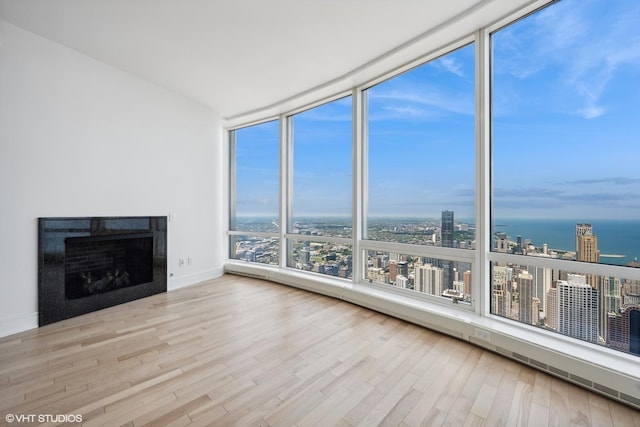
xmin=493 ymin=0 xmax=640 ymax=220
xmin=235 ymin=0 xmax=640 ymax=221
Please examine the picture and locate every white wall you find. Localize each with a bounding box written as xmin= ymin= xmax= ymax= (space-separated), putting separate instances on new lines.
xmin=0 ymin=20 xmax=225 ymax=337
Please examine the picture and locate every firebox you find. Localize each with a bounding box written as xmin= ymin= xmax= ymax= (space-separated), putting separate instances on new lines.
xmin=38 ymin=217 xmax=167 ymax=326
xmin=64 ymin=233 xmax=153 ymax=299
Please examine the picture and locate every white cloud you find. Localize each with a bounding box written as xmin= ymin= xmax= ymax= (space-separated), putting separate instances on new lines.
xmin=577 ymin=105 xmax=605 ymax=120
xmin=495 ymin=0 xmax=640 ymax=120
xmin=438 ymin=57 xmax=464 ymax=77
xmin=370 ymin=85 xmax=474 ymax=117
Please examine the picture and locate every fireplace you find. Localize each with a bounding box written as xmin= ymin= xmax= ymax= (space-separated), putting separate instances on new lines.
xmin=38 ymin=216 xmax=167 ymax=326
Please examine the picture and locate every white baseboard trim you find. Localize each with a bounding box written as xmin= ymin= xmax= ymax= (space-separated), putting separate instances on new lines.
xmin=168 ymin=267 xmax=224 ymax=291
xmin=0 ymin=311 xmax=38 ymax=338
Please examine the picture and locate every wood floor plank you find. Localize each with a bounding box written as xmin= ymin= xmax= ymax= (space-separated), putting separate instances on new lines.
xmin=0 ymin=274 xmax=638 ymax=427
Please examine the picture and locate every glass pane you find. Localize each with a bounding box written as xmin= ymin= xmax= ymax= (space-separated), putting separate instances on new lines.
xmin=491 ymin=261 xmax=640 ymax=356
xmin=491 ymin=0 xmax=640 ymax=267
xmin=288 ymin=240 xmax=352 ymax=279
xmin=365 ymin=250 xmax=472 ymax=303
xmin=230 ymin=235 xmax=279 ymax=266
xmin=233 ymin=120 xmax=280 ymax=233
xmin=290 ymin=97 xmax=353 ymax=236
xmin=366 ymin=44 xmax=475 ymax=245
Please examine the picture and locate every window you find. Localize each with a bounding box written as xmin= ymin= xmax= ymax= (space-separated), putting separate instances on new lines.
xmin=289 ymin=96 xmax=353 ymax=236
xmin=491 ymin=0 xmax=640 ymax=266
xmin=491 ymin=0 xmax=640 ymax=355
xmin=286 ymin=96 xmax=354 ymax=278
xmin=229 ymin=120 xmax=280 ymax=265
xmin=365 ymin=44 xmax=476 ymax=247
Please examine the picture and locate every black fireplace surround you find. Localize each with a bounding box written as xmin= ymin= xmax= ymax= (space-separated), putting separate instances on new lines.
xmin=38 ymin=216 xmax=167 ymax=326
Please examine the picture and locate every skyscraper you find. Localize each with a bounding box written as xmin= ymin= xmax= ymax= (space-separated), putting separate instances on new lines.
xmin=492 ymin=266 xmax=512 ymax=318
xmin=601 ymin=276 xmax=622 ymax=343
xmin=414 ymin=264 xmax=443 ymax=295
xmin=441 ymin=210 xmax=454 ymax=289
xmin=546 ymin=284 xmax=558 ymax=331
xmin=556 ymin=275 xmax=599 ymax=344
xmin=607 ymin=307 xmax=640 ymax=355
xmin=463 ymin=270 xmax=472 ymax=296
xmin=577 ymin=231 xmax=599 ymax=263
xmin=518 ymin=271 xmax=535 ymax=325
xmin=441 ymin=210 xmax=454 ymax=248
xmin=577 ymin=229 xmax=599 ymax=288
xmin=388 ymin=260 xmax=398 ymax=283
xmin=397 ymin=261 xmax=408 ymax=280
xmin=527 ymin=254 xmax=552 ymax=320
xmin=575 ymin=223 xmax=593 ymax=260
xmin=495 ymin=232 xmax=509 ymax=253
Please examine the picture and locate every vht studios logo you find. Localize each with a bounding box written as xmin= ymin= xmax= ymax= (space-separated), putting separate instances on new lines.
xmin=5 ymin=414 xmax=83 ymax=423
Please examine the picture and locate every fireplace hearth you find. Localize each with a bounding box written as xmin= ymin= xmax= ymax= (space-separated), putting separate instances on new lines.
xmin=38 ymin=217 xmax=167 ymax=326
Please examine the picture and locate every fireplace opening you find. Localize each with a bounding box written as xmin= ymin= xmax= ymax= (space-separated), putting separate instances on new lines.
xmin=65 ymin=233 xmax=153 ymax=299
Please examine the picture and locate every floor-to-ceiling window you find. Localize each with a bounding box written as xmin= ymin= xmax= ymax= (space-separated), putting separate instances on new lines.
xmin=287 ymin=96 xmax=354 ymax=278
xmin=490 ymin=0 xmax=640 ymax=355
xmin=361 ymin=43 xmax=476 ymax=302
xmin=228 ymin=0 xmax=640 ymax=359
xmin=229 ymin=120 xmax=280 ymax=265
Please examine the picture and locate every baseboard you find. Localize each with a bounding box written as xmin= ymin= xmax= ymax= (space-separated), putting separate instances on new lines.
xmin=0 ymin=311 xmax=38 ymax=338
xmin=168 ymin=267 xmax=224 ymax=291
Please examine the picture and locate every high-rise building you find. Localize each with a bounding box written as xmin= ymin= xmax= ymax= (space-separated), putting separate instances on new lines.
xmin=441 ymin=210 xmax=454 ymax=248
xmin=396 ymin=274 xmax=409 ymax=289
xmin=556 ymin=275 xmax=599 ymax=344
xmin=414 ymin=264 xmax=443 ymax=295
xmin=528 ymin=254 xmax=552 ymax=320
xmin=495 ymin=232 xmax=509 ymax=253
xmin=577 ymin=229 xmax=599 ymax=288
xmin=546 ymin=285 xmax=558 ymax=331
xmin=367 ymin=267 xmax=386 ymax=284
xmin=300 ymin=248 xmax=310 ymax=265
xmin=532 ymin=297 xmax=540 ymax=326
xmin=601 ymin=276 xmax=622 ymax=342
xmin=492 ymin=266 xmax=512 ymax=318
xmin=441 ymin=210 xmax=454 ymax=289
xmin=463 ymin=270 xmax=472 ymax=296
xmin=388 ymin=260 xmax=398 ymax=283
xmin=518 ymin=271 xmax=535 ymax=325
xmin=607 ymin=306 xmax=640 ymax=355
xmin=575 ymin=223 xmax=592 ymax=259
xmin=397 ymin=261 xmax=408 ymax=280
xmin=577 ymin=231 xmax=599 ymax=263
xmin=388 ymin=260 xmax=408 ymax=284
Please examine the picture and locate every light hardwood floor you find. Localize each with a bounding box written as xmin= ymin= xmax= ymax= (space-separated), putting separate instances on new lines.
xmin=1 ymin=274 xmax=639 ymax=426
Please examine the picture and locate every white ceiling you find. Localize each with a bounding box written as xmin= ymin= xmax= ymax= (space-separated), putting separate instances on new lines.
xmin=0 ymin=0 xmax=537 ymax=124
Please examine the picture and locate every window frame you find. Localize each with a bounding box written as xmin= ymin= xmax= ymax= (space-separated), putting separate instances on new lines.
xmin=228 ymin=118 xmax=282 ymax=266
